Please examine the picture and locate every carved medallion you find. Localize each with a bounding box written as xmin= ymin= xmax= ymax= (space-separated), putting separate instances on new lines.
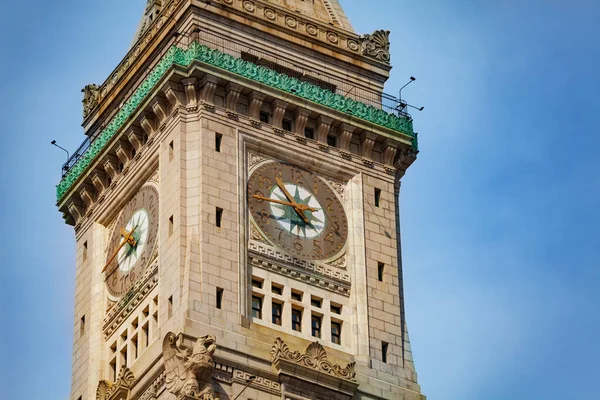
xmin=243 ymin=1 xmax=255 ymax=13
xmin=327 ymin=32 xmax=339 ymax=44
xmin=306 ymin=24 xmax=318 ymax=36
xmin=264 ymin=8 xmax=276 ymax=20
xmin=285 ymin=16 xmax=298 ymax=29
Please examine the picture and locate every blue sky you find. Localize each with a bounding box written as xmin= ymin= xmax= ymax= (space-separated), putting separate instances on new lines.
xmin=0 ymin=1 xmax=598 ymax=399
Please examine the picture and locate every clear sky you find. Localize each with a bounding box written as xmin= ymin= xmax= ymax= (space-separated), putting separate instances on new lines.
xmin=0 ymin=1 xmax=598 ymax=399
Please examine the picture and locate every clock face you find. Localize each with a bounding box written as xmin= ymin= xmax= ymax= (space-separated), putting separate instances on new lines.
xmin=105 ymin=184 xmax=159 ymax=298
xmin=248 ymin=161 xmax=348 ymax=260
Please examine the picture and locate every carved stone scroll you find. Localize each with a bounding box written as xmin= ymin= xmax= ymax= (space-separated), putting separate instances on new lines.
xmin=270 ymin=338 xmax=356 ymax=381
xmin=361 ymin=30 xmax=391 ymax=63
xmin=96 ymin=367 xmax=136 ymax=400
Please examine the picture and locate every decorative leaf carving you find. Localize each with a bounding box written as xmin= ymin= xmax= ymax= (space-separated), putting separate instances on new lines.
xmin=270 ymin=337 xmax=356 ymax=381
xmin=361 ymin=30 xmax=391 ymax=63
xmin=96 ymin=367 xmax=136 ymax=400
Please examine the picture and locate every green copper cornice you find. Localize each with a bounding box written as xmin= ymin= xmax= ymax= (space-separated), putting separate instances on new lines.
xmin=57 ymin=42 xmax=417 ymax=201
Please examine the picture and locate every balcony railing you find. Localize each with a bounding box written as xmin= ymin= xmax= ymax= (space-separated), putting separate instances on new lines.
xmin=57 ymin=34 xmax=416 ymax=201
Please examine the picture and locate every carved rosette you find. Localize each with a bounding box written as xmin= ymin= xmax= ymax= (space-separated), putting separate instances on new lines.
xmin=96 ymin=367 xmax=136 ymax=400
xmin=270 ymin=338 xmax=356 ymax=381
xmin=163 ymin=332 xmax=217 ymax=400
xmin=361 ymin=30 xmax=391 ymax=63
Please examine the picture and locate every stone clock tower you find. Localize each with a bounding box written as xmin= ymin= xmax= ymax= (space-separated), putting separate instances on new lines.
xmin=57 ymin=1 xmax=425 ymax=399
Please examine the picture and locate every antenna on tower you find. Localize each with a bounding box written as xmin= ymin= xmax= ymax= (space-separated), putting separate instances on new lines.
xmin=396 ymin=76 xmax=424 ymax=118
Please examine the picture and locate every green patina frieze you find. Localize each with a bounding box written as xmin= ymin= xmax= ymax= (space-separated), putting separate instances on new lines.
xmin=57 ymin=41 xmax=417 ymax=201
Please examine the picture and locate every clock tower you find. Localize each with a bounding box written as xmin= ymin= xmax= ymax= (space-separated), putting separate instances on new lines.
xmin=57 ymin=1 xmax=425 ymax=399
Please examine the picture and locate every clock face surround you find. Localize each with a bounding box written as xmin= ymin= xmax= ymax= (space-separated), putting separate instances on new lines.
xmin=248 ymin=161 xmax=348 ymax=260
xmin=105 ymin=184 xmax=159 ymax=298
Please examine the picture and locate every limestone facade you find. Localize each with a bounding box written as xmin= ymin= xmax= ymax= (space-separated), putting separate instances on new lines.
xmin=59 ymin=1 xmax=424 ymax=399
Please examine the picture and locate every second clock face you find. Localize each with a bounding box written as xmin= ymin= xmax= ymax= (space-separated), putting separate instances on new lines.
xmin=248 ymin=161 xmax=348 ymax=260
xmin=105 ymin=184 xmax=159 ymax=298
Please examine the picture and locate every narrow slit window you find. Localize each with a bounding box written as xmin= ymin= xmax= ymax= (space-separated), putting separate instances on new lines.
xmin=378 ymin=262 xmax=385 ymax=282
xmin=142 ymin=323 xmax=149 ymax=348
xmin=168 ymin=295 xmax=173 ymax=319
xmin=282 ymin=119 xmax=292 ymax=131
xmin=215 ymin=133 xmax=223 ymax=153
xmin=109 ymin=358 xmax=117 ymax=382
xmin=251 ymin=278 xmax=263 ymax=289
xmin=168 ymin=215 xmax=174 ymax=237
xmin=259 ymin=111 xmax=269 ymax=123
xmin=251 ymin=296 xmax=262 ymax=319
xmin=311 ymin=314 xmax=322 ymax=338
xmin=382 ymin=342 xmax=389 ymax=363
xmin=216 ymin=288 xmax=223 ymax=309
xmin=327 ymin=134 xmax=337 ymax=147
xmin=331 ymin=321 xmax=342 ymax=345
xmin=169 ymin=141 xmax=174 ymax=161
xmin=292 ymin=308 xmax=302 ymax=332
xmin=272 ymin=302 xmax=282 ymax=325
xmin=311 ymin=296 xmax=322 ymax=308
xmin=83 ymin=241 xmax=88 ymax=262
xmin=216 ymin=207 xmax=223 ymax=228
xmin=80 ymin=315 xmax=86 ymax=338
xmin=120 ymin=346 xmax=128 ymax=369
xmin=272 ymin=284 xmax=283 ymax=295
xmin=375 ymin=188 xmax=382 ymax=207
xmin=132 ymin=334 xmax=139 ymax=359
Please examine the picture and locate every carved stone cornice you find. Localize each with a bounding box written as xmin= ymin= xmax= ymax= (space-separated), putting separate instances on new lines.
xmin=249 ymin=241 xmax=350 ymax=296
xmin=58 ymin=40 xmax=415 ymax=204
xmin=96 ymin=367 xmax=136 ymax=400
xmin=270 ymin=338 xmax=356 ymax=381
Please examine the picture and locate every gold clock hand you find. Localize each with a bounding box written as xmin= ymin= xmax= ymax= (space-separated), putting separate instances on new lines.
xmin=274 ymin=177 xmax=311 ymax=223
xmin=102 ymin=225 xmax=139 ymax=273
xmin=252 ymin=194 xmax=317 ymax=212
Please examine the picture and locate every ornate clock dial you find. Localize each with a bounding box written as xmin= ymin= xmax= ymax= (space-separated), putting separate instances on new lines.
xmin=248 ymin=161 xmax=348 ymax=260
xmin=105 ymin=184 xmax=159 ymax=298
